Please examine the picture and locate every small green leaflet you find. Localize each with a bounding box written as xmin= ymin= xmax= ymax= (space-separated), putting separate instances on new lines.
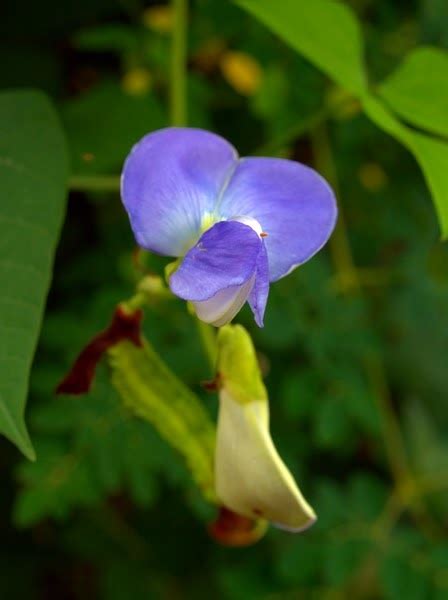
xmin=235 ymin=0 xmax=448 ymax=238
xmin=379 ymin=47 xmax=448 ymax=138
xmin=362 ymin=96 xmax=448 ymax=238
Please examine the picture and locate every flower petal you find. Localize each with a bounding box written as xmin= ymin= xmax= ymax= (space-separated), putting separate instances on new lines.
xmin=194 ymin=276 xmax=255 ymax=327
xmin=248 ymin=242 xmax=269 ymax=327
xmin=169 ymin=220 xmax=261 ymax=302
xmin=219 ymin=157 xmax=337 ymax=281
xmin=121 ymin=128 xmax=238 ymax=256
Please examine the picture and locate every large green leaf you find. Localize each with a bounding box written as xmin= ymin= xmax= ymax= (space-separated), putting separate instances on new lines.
xmin=378 ymin=46 xmax=448 ymax=138
xmin=0 ymin=90 xmax=68 ymax=459
xmin=235 ymin=0 xmax=367 ymax=95
xmin=363 ymin=95 xmax=448 ymax=238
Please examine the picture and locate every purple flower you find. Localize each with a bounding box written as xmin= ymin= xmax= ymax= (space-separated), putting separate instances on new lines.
xmin=121 ymin=128 xmax=337 ymax=327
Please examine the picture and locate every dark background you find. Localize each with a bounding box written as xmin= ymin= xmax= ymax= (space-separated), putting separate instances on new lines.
xmin=1 ymin=0 xmax=448 ymax=598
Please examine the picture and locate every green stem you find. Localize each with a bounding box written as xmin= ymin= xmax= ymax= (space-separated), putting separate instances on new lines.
xmin=252 ymin=91 xmax=360 ymax=158
xmin=69 ymin=175 xmax=121 ymax=192
xmin=310 ymin=124 xmax=360 ymax=294
xmin=195 ymin=318 xmax=218 ymax=373
xmin=310 ymin=122 xmax=411 ymax=487
xmin=253 ymin=107 xmax=329 ymax=157
xmin=169 ymin=0 xmax=218 ymax=373
xmin=170 ymin=0 xmax=188 ymax=126
xmin=364 ymin=353 xmax=410 ymax=484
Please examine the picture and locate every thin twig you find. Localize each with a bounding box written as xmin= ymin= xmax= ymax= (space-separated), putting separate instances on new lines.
xmin=69 ymin=175 xmax=121 ymax=192
xmin=170 ymin=0 xmax=188 ymax=126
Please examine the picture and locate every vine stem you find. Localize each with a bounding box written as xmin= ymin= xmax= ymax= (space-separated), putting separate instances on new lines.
xmin=310 ymin=122 xmax=441 ymax=595
xmin=170 ymin=0 xmax=188 ymax=127
xmin=253 ymin=107 xmax=330 ymax=157
xmin=310 ymin=122 xmax=411 ymax=487
xmin=196 ymin=318 xmax=218 ymax=373
xmin=68 ymin=97 xmax=356 ymax=193
xmin=69 ymin=175 xmax=120 ymax=192
xmin=67 ymin=107 xmax=331 ymax=193
xmin=68 ymin=0 xmax=189 ymax=194
xmin=169 ymin=0 xmax=218 ymax=366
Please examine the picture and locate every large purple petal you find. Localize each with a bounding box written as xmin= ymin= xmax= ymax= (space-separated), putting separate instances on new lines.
xmin=219 ymin=157 xmax=337 ymax=281
xmin=121 ymin=128 xmax=238 ymax=256
xmin=169 ymin=221 xmax=262 ymax=302
xmin=248 ymin=242 xmax=269 ymax=327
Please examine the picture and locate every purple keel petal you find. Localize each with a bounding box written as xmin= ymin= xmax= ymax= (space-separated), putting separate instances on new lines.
xmin=219 ymin=157 xmax=337 ymax=281
xmin=121 ymin=128 xmax=238 ymax=257
xmin=169 ymin=220 xmax=261 ymax=302
xmin=248 ymin=242 xmax=269 ymax=327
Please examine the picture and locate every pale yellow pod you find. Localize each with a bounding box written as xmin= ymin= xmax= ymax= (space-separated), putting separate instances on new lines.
xmin=215 ymin=325 xmax=317 ymax=532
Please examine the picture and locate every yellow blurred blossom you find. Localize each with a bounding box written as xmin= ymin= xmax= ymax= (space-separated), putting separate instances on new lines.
xmin=358 ymin=162 xmax=388 ymax=192
xmin=142 ymin=5 xmax=173 ymax=34
xmin=121 ymin=68 xmax=152 ymax=96
xmin=220 ymin=51 xmax=263 ymax=96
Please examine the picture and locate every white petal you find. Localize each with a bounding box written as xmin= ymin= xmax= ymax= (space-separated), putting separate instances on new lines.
xmin=229 ymin=215 xmax=263 ymax=237
xmin=215 ymin=389 xmax=316 ymax=532
xmin=193 ymin=276 xmax=255 ymax=327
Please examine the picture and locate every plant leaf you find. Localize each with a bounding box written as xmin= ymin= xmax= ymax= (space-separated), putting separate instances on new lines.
xmin=362 ymin=95 xmax=448 ymax=238
xmin=378 ymin=46 xmax=448 ymax=138
xmin=0 ymin=89 xmax=68 ymax=459
xmin=235 ymin=1 xmax=448 ymax=237
xmin=234 ymin=0 xmax=367 ymax=95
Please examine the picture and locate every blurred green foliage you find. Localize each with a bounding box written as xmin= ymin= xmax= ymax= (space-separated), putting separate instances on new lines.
xmin=1 ymin=0 xmax=448 ymax=598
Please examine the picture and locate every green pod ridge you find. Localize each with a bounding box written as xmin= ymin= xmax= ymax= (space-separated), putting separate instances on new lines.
xmin=217 ymin=324 xmax=268 ymax=405
xmin=108 ymin=338 xmax=217 ymax=503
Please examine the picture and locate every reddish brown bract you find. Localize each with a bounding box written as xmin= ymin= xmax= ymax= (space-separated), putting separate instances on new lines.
xmin=56 ymin=306 xmax=143 ymax=395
